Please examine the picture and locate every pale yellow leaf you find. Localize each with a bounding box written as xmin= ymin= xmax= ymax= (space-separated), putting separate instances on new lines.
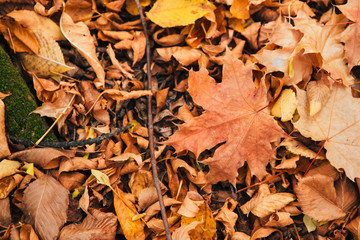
xmin=306 ymin=80 xmax=331 ymax=117
xmin=126 ymin=0 xmax=151 ymax=15
xmin=271 ymin=88 xmax=297 ymax=121
xmin=279 ymin=138 xmax=324 ymax=159
xmin=91 ymin=169 xmax=111 ymax=188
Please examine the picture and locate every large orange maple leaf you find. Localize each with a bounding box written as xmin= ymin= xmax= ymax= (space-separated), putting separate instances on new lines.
xmin=166 ymin=53 xmax=285 ymax=184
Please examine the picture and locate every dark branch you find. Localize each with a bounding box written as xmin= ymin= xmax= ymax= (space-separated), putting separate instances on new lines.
xmin=9 ymin=124 xmax=133 ymax=148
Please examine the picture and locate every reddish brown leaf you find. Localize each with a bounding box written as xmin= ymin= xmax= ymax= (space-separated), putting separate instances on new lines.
xmin=23 ymin=175 xmax=69 ymax=240
xmin=166 ymin=52 xmax=285 ymax=183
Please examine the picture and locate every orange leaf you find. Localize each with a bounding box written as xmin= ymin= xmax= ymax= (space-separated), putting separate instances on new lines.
xmin=166 ymin=52 xmax=285 ymax=184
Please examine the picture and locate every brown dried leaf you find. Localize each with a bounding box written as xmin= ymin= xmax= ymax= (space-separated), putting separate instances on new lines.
xmin=240 ymin=184 xmax=295 ymax=218
xmin=59 ymin=209 xmax=117 ymax=240
xmin=60 ymin=12 xmax=105 ymax=89
xmin=0 ymin=197 xmax=11 ymax=227
xmin=0 ymin=16 xmax=39 ymax=54
xmin=0 ymin=100 xmax=10 ymax=158
xmin=214 ymin=198 xmax=238 ymax=238
xmin=10 ymin=148 xmax=75 ymax=169
xmin=0 ymin=160 xmax=21 ymax=180
xmin=7 ymin=10 xmax=65 ymax=40
xmin=294 ymin=174 xmax=346 ymax=221
xmin=23 ymin=175 xmax=69 ymax=240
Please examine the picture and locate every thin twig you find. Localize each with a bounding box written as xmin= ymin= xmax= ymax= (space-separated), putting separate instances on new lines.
xmin=133 ymin=1 xmax=172 ymax=239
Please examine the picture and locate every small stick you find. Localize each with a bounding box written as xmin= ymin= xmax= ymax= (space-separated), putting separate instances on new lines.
xmin=133 ymin=1 xmax=172 ymax=239
xmin=34 ymin=94 xmax=75 ymax=147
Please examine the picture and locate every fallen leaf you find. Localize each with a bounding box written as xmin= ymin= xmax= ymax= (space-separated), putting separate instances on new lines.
xmin=294 ymin=84 xmax=360 ymax=180
xmin=251 ymin=227 xmax=281 ymax=240
xmin=113 ymin=185 xmax=145 ymax=240
xmin=10 ymin=148 xmax=75 ymax=169
xmin=0 ymin=16 xmax=39 ymax=54
xmin=214 ymin=198 xmax=238 ymax=238
xmin=166 ymin=52 xmax=285 ymax=183
xmin=230 ymin=0 xmax=250 ymax=19
xmin=60 ymin=12 xmax=105 ymax=89
xmin=271 ymin=88 xmax=298 ymax=121
xmin=240 ymin=184 xmax=295 ymax=218
xmin=294 ymin=174 xmax=347 ymax=221
xmin=23 ymin=175 xmax=69 ymax=240
xmin=7 ymin=10 xmax=65 ymax=40
xmin=294 ymin=11 xmax=354 ymax=85
xmin=0 ymin=160 xmax=21 ymax=180
xmin=337 ymin=0 xmax=360 ymax=69
xmin=59 ymin=209 xmax=117 ymax=240
xmin=147 ymin=0 xmax=213 ymax=28
xmin=0 ymin=100 xmax=10 ymax=158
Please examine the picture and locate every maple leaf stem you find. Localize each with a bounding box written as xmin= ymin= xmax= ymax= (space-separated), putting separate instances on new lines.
xmin=303 ymin=142 xmax=326 ymax=176
xmin=134 ymin=1 xmax=172 ymax=239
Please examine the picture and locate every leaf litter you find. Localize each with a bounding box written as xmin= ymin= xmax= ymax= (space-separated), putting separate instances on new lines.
xmin=0 ymin=0 xmax=360 ymax=239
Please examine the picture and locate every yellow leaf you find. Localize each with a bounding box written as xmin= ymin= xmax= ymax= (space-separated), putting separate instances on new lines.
xmin=230 ymin=0 xmax=250 ymax=19
xmin=271 ymin=88 xmax=297 ymax=121
xmin=126 ymin=0 xmax=151 ymax=15
xmin=91 ymin=169 xmax=111 ymax=188
xmin=21 ymin=163 xmax=34 ymax=176
xmin=0 ymin=176 xmax=17 ymax=199
xmin=113 ymin=186 xmax=145 ymax=240
xmin=0 ymin=159 xmax=21 ymax=180
xmin=181 ymin=203 xmax=217 ymax=240
xmin=147 ymin=0 xmax=212 ymax=28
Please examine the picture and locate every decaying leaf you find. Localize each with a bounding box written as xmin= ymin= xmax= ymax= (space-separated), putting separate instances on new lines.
xmin=166 ymin=52 xmax=285 ymax=184
xmin=0 ymin=160 xmax=20 ymax=180
xmin=306 ymin=78 xmax=331 ymax=117
xmin=23 ymin=175 xmax=69 ymax=240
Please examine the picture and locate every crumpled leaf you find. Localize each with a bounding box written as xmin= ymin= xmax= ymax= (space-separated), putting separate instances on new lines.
xmin=166 ymin=52 xmax=285 ymax=184
xmin=294 ymin=84 xmax=360 ymax=180
xmin=60 ymin=12 xmax=105 ymax=89
xmin=240 ymin=184 xmax=295 ymax=218
xmin=147 ymin=0 xmax=213 ymax=28
xmin=59 ymin=209 xmax=117 ymax=240
xmin=23 ymin=175 xmax=69 ymax=240
xmin=214 ymin=198 xmax=238 ymax=238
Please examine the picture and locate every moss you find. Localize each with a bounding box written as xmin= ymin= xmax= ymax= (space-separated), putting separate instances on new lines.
xmin=0 ymin=46 xmax=57 ymax=141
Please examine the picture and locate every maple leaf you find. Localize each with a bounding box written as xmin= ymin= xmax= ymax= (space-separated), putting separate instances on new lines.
xmin=294 ymin=84 xmax=360 ymax=180
xmin=166 ymin=53 xmax=285 ymax=184
xmin=293 ymin=11 xmax=354 ymax=86
xmin=337 ymin=0 xmax=360 ymax=69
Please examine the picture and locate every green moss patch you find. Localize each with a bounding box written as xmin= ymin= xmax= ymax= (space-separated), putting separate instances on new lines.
xmin=0 ymin=46 xmax=57 ymax=141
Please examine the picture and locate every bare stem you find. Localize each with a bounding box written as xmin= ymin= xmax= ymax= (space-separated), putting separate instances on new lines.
xmin=133 ymin=1 xmax=172 ymax=239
